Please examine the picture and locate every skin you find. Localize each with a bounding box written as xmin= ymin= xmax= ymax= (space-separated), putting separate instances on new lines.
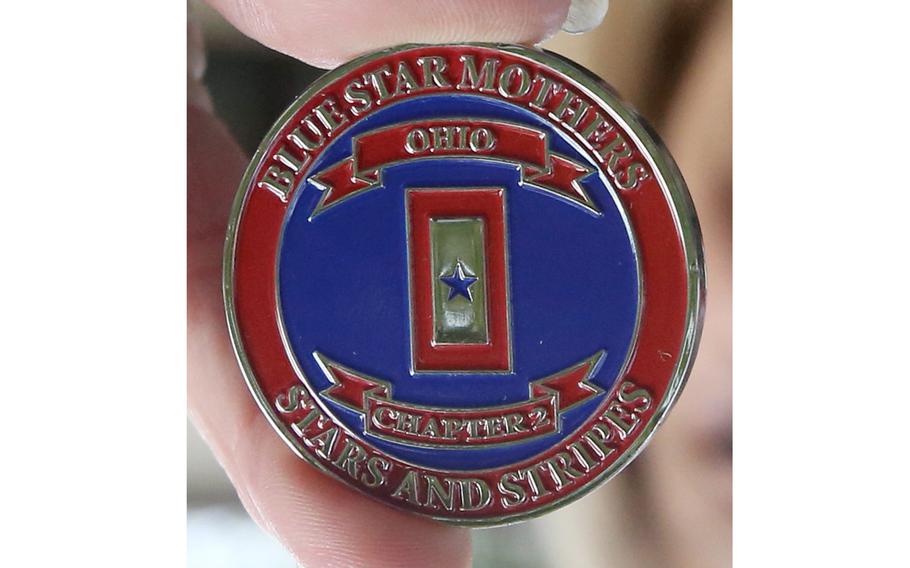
xmin=188 ymin=1 xmax=573 ymax=566
xmin=539 ymin=3 xmax=732 ymax=566
xmin=642 ymin=4 xmax=732 ymax=565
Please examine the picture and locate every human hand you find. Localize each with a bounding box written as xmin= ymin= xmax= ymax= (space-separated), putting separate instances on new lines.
xmin=187 ymin=2 xmax=607 ymax=566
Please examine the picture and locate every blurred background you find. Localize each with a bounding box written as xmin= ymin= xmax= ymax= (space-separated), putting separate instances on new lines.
xmin=188 ymin=0 xmax=731 ymax=566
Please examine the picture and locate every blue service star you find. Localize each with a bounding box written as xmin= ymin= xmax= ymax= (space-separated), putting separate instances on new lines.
xmin=439 ymin=260 xmax=478 ymax=302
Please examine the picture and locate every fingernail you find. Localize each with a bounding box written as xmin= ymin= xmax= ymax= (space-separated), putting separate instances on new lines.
xmin=561 ymin=0 xmax=610 ymax=34
xmin=187 ymin=7 xmax=214 ymax=112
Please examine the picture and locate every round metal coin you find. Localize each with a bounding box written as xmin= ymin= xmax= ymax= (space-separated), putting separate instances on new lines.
xmin=224 ymin=43 xmax=705 ymax=525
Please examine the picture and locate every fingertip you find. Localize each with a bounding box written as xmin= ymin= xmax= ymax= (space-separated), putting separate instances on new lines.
xmin=204 ymin=0 xmax=571 ymax=68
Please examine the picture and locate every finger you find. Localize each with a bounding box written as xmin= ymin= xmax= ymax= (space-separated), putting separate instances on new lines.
xmin=187 ymin=104 xmax=472 ymax=568
xmin=203 ymin=0 xmax=572 ymax=68
xmin=187 ymin=37 xmax=471 ymax=568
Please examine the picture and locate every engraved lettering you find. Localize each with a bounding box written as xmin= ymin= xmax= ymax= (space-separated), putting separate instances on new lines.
xmin=521 ymin=465 xmax=552 ymax=501
xmin=503 ymin=413 xmax=528 ymax=435
xmin=458 ymin=55 xmax=499 ymax=92
xmin=458 ymin=478 xmax=493 ymax=511
xmin=396 ymin=410 xmax=421 ymax=435
xmin=273 ymin=145 xmax=304 ymax=174
xmin=258 ymin=164 xmax=293 ymax=200
xmin=617 ymin=162 xmax=651 ymax=190
xmin=362 ymin=456 xmax=391 ymax=488
xmin=332 ymin=438 xmax=368 ymax=479
xmin=391 ymin=470 xmax=421 ymax=505
xmin=371 ymin=406 xmax=397 ymax=430
xmin=417 ymin=56 xmax=451 ymax=89
xmin=552 ymin=91 xmax=592 ymax=130
xmin=603 ymin=403 xmax=638 ymax=439
xmin=530 ymin=74 xmax=563 ymax=110
xmin=598 ymin=134 xmax=633 ymax=174
xmin=392 ymin=61 xmax=421 ymax=96
xmin=583 ymin=422 xmax=616 ymax=460
xmin=313 ymin=97 xmax=348 ymax=134
xmin=288 ymin=118 xmax=325 ymax=152
xmin=498 ymin=471 xmax=528 ymax=508
xmin=362 ymin=65 xmax=393 ymax=104
xmin=442 ymin=418 xmax=465 ymax=439
xmin=426 ymin=476 xmax=456 ymax=511
xmin=343 ymin=79 xmax=373 ymax=116
xmin=542 ymin=452 xmax=584 ymax=490
xmin=468 ymin=127 xmax=495 ymax=152
xmin=291 ymin=409 xmax=320 ymax=437
xmin=528 ymin=406 xmax=551 ymax=430
xmin=568 ymin=440 xmax=598 ymax=472
xmin=308 ymin=426 xmax=338 ymax=460
xmin=497 ymin=64 xmax=532 ymax=98
xmin=580 ymin=112 xmax=614 ymax=145
xmin=420 ymin=417 xmax=440 ymax=438
xmin=430 ymin=125 xmax=456 ymax=150
xmin=275 ymin=384 xmax=308 ymax=414
xmin=617 ymin=381 xmax=653 ymax=410
xmin=404 ymin=125 xmax=496 ymax=155
xmin=404 ymin=128 xmax=430 ymax=154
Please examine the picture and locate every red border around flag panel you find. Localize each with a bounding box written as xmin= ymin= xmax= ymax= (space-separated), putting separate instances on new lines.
xmin=407 ymin=188 xmax=511 ymax=372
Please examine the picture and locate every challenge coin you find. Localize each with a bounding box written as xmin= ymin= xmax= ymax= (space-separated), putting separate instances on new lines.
xmin=224 ymin=43 xmax=705 ymax=525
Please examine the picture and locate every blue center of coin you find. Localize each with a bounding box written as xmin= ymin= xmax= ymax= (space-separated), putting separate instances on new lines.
xmin=277 ymin=94 xmax=640 ymax=471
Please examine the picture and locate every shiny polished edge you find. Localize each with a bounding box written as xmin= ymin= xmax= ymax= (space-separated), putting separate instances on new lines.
xmin=222 ymin=43 xmax=705 ymax=527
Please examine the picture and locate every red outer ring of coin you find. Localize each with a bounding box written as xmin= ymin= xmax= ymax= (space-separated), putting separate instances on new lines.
xmin=225 ymin=44 xmax=703 ymax=524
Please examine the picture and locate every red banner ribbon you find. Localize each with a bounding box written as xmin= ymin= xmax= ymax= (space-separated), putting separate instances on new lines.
xmin=316 ymin=351 xmax=605 ymax=448
xmin=308 ymin=119 xmax=597 ymax=217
